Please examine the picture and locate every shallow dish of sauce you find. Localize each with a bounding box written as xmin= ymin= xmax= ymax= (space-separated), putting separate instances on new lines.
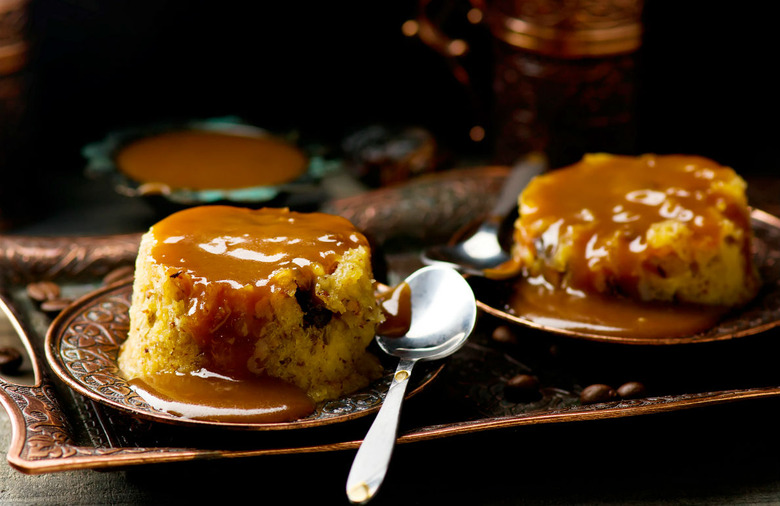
xmin=83 ymin=118 xmax=335 ymax=207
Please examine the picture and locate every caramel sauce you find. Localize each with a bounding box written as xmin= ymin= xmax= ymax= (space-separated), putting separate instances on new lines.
xmin=511 ymin=154 xmax=751 ymax=339
xmin=129 ymin=369 xmax=314 ymax=423
xmin=517 ymin=154 xmax=750 ymax=296
xmin=509 ymin=275 xmax=728 ymax=339
xmin=116 ymin=130 xmax=308 ymax=190
xmin=377 ymin=281 xmax=412 ymax=337
xmin=150 ymin=206 xmax=368 ymax=376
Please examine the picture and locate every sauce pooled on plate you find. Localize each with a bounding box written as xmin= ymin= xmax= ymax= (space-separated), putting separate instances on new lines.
xmin=124 ymin=206 xmax=410 ymax=423
xmin=507 ymin=154 xmax=759 ymax=339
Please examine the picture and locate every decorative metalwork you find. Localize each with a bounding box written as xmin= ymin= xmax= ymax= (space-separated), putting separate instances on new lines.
xmin=323 ymin=166 xmax=509 ymax=244
xmin=485 ymin=0 xmax=645 ymax=57
xmin=1 ymin=168 xmax=780 ymax=475
xmin=47 ymin=282 xmax=440 ymax=430
xmin=0 ymin=233 xmax=141 ymax=285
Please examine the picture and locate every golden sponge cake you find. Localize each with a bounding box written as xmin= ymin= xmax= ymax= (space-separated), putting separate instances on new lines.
xmin=512 ymin=153 xmax=759 ymax=307
xmin=118 ymin=206 xmax=384 ymax=403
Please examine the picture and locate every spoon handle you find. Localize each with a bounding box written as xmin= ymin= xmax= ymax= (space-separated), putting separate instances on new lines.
xmin=489 ymin=151 xmax=547 ymax=219
xmin=346 ymin=357 xmax=417 ymax=504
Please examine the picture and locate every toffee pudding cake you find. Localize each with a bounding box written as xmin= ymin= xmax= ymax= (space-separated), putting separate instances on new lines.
xmin=506 ymin=153 xmax=760 ymax=339
xmin=118 ymin=206 xmax=384 ymax=414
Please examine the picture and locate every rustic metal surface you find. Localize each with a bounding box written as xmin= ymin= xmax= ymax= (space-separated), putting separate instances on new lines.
xmin=1 ymin=167 xmax=780 ymax=476
xmin=46 ymin=281 xmax=442 ymax=430
xmin=0 ymin=233 xmax=141 ymax=285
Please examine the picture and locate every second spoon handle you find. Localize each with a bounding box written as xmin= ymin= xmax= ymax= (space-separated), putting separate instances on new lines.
xmin=346 ymin=357 xmax=417 ymax=504
xmin=489 ymin=151 xmax=548 ymax=219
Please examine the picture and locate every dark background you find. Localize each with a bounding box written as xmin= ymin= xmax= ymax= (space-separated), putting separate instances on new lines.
xmin=12 ymin=1 xmax=779 ymax=184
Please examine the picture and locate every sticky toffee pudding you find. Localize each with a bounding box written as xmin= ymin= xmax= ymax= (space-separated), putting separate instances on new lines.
xmin=504 ymin=154 xmax=760 ymax=339
xmin=118 ymin=206 xmax=388 ymax=422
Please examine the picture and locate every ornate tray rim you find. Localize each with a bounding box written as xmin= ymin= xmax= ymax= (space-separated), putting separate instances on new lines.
xmin=2 ymin=167 xmax=780 ymax=475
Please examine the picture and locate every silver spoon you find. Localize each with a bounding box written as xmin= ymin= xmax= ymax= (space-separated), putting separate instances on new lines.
xmin=421 ymin=152 xmax=547 ymax=276
xmin=346 ymin=265 xmax=477 ymax=504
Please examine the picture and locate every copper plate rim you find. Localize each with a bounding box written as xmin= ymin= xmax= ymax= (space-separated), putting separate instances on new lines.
xmin=44 ymin=281 xmax=443 ymax=431
xmin=477 ymin=208 xmax=780 ymax=345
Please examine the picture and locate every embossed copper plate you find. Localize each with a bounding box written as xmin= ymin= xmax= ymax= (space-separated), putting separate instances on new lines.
xmin=475 ymin=209 xmax=780 ymax=345
xmin=44 ymin=281 xmax=442 ymax=431
xmin=4 ymin=167 xmax=780 ymax=475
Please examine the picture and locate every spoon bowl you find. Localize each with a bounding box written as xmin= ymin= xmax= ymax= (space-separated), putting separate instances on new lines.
xmin=421 ymin=152 xmax=547 ymax=276
xmin=376 ymin=266 xmax=477 ymax=361
xmin=346 ymin=265 xmax=477 ymax=504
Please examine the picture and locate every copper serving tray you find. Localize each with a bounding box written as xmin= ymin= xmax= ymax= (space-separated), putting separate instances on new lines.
xmin=2 ymin=167 xmax=780 ymax=475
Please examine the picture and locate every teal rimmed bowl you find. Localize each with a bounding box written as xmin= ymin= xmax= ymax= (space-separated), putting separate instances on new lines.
xmin=83 ymin=117 xmax=340 ymax=210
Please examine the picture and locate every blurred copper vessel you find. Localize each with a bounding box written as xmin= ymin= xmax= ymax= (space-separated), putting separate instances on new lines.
xmin=0 ymin=0 xmax=31 ymax=229
xmin=0 ymin=0 xmax=28 ymax=75
xmin=480 ymin=0 xmax=643 ymax=58
xmin=411 ymin=0 xmax=644 ymax=167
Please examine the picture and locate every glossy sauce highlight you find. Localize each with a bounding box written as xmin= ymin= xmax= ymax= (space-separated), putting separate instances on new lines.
xmin=511 ymin=154 xmax=750 ymax=339
xmin=150 ymin=206 xmax=367 ymax=375
xmin=129 ymin=369 xmax=314 ymax=423
xmin=116 ymin=130 xmax=308 ymax=190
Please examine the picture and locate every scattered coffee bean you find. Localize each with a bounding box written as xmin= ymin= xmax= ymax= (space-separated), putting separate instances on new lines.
xmin=617 ymin=381 xmax=646 ymax=399
xmin=103 ymin=265 xmax=135 ymax=285
xmin=491 ymin=325 xmax=517 ymax=345
xmin=580 ymin=383 xmax=618 ymax=405
xmin=0 ymin=347 xmax=22 ymax=374
xmin=40 ymin=298 xmax=72 ymax=314
xmin=25 ymin=281 xmax=61 ymax=302
xmin=505 ymin=373 xmax=541 ymax=402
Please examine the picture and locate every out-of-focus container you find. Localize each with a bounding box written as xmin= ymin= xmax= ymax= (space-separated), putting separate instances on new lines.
xmin=410 ymin=0 xmax=644 ymax=168
xmin=0 ymin=0 xmax=33 ymax=229
xmin=341 ymin=124 xmax=443 ymax=188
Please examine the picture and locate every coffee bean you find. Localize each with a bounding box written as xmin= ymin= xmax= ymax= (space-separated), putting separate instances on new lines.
xmin=26 ymin=281 xmax=60 ymax=302
xmin=505 ymin=373 xmax=541 ymax=402
xmin=40 ymin=298 xmax=72 ymax=314
xmin=103 ymin=265 xmax=135 ymax=285
xmin=580 ymin=383 xmax=617 ymax=405
xmin=617 ymin=381 xmax=646 ymax=399
xmin=0 ymin=347 xmax=22 ymax=374
xmin=491 ymin=325 xmax=517 ymax=345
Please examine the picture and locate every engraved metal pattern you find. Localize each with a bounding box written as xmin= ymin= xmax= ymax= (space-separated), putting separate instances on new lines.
xmin=487 ymin=0 xmax=644 ymax=57
xmin=1 ymin=168 xmax=780 ymax=474
xmin=322 ymin=167 xmax=509 ymax=244
xmin=47 ymin=282 xmax=440 ymax=430
xmin=495 ymin=0 xmax=643 ymax=31
xmin=0 ymin=382 xmax=75 ymax=459
xmin=0 ymin=233 xmax=141 ymax=285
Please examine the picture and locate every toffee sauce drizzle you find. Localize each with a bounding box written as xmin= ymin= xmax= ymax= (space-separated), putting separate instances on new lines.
xmin=376 ymin=281 xmax=412 ymax=338
xmin=127 ymin=206 xmax=412 ymax=423
xmin=509 ymin=154 xmax=752 ymax=339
